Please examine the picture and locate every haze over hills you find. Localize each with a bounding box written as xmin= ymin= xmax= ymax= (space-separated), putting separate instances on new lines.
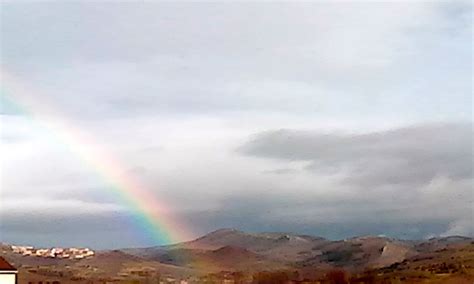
xmin=120 ymin=228 xmax=473 ymax=270
xmin=3 ymin=228 xmax=472 ymax=283
xmin=124 ymin=228 xmax=329 ymax=263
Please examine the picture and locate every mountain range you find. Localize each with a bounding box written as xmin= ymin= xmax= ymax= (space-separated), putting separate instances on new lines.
xmin=2 ymin=228 xmax=473 ymax=283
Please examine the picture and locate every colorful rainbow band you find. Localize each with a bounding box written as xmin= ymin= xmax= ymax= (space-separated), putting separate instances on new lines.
xmin=1 ymin=70 xmax=192 ymax=246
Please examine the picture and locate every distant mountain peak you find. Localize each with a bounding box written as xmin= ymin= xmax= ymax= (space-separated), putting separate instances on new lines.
xmin=208 ymin=228 xmax=240 ymax=234
xmin=193 ymin=228 xmax=243 ymax=241
xmin=429 ymin=235 xmax=471 ymax=241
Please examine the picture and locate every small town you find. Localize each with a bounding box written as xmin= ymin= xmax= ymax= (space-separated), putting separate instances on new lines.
xmin=10 ymin=245 xmax=95 ymax=259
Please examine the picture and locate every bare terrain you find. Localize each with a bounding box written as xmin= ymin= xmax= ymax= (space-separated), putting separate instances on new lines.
xmin=2 ymin=229 xmax=473 ymax=283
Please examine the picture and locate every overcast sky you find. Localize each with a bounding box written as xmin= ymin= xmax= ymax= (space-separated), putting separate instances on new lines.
xmin=0 ymin=1 xmax=472 ymax=249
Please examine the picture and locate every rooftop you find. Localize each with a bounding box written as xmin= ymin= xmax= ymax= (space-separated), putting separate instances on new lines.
xmin=0 ymin=256 xmax=16 ymax=271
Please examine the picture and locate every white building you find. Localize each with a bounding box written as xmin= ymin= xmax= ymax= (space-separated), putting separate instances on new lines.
xmin=0 ymin=257 xmax=17 ymax=284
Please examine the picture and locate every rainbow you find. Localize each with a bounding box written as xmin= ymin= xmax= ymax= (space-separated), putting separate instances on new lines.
xmin=0 ymin=70 xmax=192 ymax=246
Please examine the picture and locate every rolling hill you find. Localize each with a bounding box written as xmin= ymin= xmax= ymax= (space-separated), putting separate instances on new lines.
xmin=1 ymin=229 xmax=473 ymax=283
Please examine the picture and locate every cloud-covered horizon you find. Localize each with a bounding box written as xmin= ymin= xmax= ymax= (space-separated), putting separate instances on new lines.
xmin=238 ymin=123 xmax=473 ymax=238
xmin=2 ymin=121 xmax=472 ymax=248
xmin=1 ymin=1 xmax=472 ymax=248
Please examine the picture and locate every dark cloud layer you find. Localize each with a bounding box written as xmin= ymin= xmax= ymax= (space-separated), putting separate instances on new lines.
xmin=0 ymin=193 xmax=454 ymax=249
xmin=0 ymin=212 xmax=153 ymax=249
xmin=239 ymin=123 xmax=473 ymax=187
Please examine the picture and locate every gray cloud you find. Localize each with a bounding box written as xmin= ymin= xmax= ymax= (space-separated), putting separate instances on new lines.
xmin=1 ymin=2 xmax=471 ymax=121
xmin=240 ymin=123 xmax=473 ymax=187
xmin=261 ymin=168 xmax=299 ymax=175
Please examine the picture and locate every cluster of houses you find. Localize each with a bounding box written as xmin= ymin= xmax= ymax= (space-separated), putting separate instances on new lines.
xmin=11 ymin=245 xmax=95 ymax=259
